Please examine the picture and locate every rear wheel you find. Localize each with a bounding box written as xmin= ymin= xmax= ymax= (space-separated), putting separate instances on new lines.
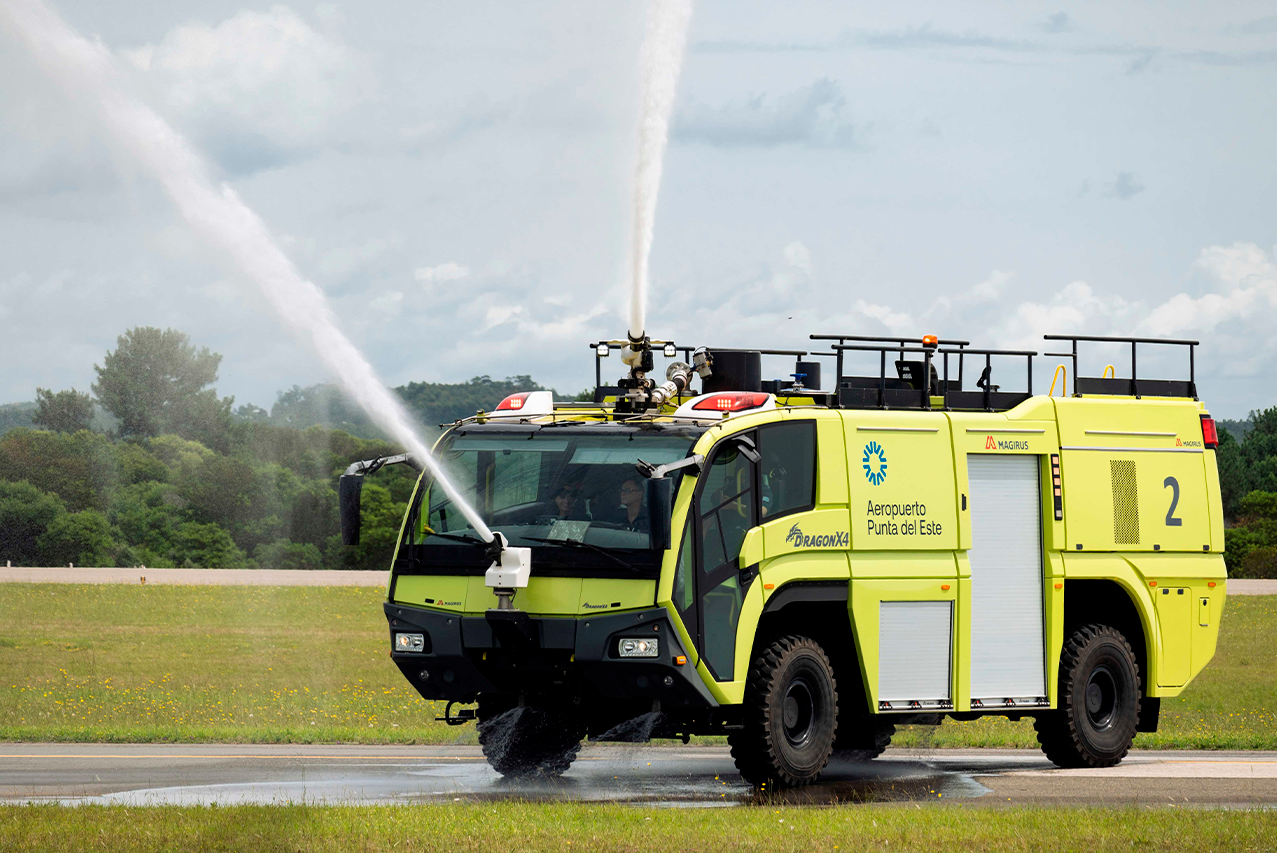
xmin=729 ymin=635 xmax=838 ymax=787
xmin=477 ymin=694 xmax=585 ymax=778
xmin=1034 ymin=624 xmax=1141 ymax=768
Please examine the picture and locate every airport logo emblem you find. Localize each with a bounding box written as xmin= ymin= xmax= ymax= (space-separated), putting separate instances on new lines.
xmin=863 ymin=441 xmax=887 ymax=485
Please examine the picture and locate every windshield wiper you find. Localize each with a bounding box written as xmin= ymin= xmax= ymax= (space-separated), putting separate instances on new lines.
xmin=425 ymin=531 xmax=486 ymax=545
xmin=521 ymin=536 xmax=641 ymax=574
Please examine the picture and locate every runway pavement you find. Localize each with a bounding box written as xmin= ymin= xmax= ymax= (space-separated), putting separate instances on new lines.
xmin=2 ymin=744 xmax=1274 ymax=808
xmin=1 ymin=569 xmax=1272 ymax=594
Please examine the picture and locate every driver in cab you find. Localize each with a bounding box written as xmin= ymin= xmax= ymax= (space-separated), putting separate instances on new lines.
xmin=617 ymin=478 xmax=649 ymax=533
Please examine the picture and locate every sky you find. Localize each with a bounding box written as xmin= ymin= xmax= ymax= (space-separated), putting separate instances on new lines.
xmin=1 ymin=1 xmax=1276 ymax=418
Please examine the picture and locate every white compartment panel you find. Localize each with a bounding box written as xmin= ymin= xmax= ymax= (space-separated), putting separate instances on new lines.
xmin=878 ymin=600 xmax=953 ymax=701
xmin=967 ymin=454 xmax=1046 ymax=699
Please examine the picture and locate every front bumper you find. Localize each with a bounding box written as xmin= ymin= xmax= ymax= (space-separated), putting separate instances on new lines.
xmin=385 ymin=602 xmax=716 ymax=708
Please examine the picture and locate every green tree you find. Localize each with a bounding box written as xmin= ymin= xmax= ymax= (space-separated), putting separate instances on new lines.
xmin=37 ymin=510 xmax=115 ymax=567
xmin=269 ymin=384 xmax=376 ymax=436
xmin=395 ymin=375 xmax=544 ymax=426
xmin=0 ymin=482 xmax=67 ymax=565
xmin=171 ymin=521 xmax=246 ymax=568
xmin=33 ymin=388 xmax=95 ymax=433
xmin=0 ymin=429 xmax=117 ymax=512
xmin=92 ymin=327 xmax=233 ymax=448
xmin=116 ymin=442 xmax=170 ymax=485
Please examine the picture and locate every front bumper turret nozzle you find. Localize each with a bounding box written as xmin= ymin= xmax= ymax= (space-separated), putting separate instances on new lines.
xmin=483 ymin=532 xmax=532 ymax=611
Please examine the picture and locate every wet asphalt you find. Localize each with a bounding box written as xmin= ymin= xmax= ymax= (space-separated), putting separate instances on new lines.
xmin=2 ymin=744 xmax=1275 ymax=808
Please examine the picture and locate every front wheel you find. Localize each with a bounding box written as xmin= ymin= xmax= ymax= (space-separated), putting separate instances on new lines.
xmin=477 ymin=694 xmax=585 ymax=778
xmin=1034 ymin=624 xmax=1141 ymax=768
xmin=729 ymin=635 xmax=838 ymax=787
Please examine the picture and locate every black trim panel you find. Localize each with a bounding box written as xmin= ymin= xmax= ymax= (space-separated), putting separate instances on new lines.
xmin=763 ymin=580 xmax=849 ymax=613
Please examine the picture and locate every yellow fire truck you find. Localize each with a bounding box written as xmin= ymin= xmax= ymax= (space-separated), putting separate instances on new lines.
xmin=341 ymin=333 xmax=1225 ymax=786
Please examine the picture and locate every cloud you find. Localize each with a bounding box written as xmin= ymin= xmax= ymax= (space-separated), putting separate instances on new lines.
xmin=783 ymin=241 xmax=812 ymax=276
xmin=1106 ymin=172 xmax=1145 ymax=200
xmin=812 ymin=244 xmax=1277 ymax=377
xmin=1042 ymin=13 xmax=1072 ymax=35
xmin=369 ymin=290 xmax=403 ymax=312
xmin=675 ymin=78 xmax=857 ymax=148
xmin=122 ymin=6 xmax=366 ymax=172
xmin=1223 ymin=16 xmax=1277 ymax=36
xmin=858 ymin=24 xmax=1042 ymax=52
xmin=693 ymin=25 xmax=1043 ymax=55
xmin=1178 ymin=49 xmax=1277 ymax=67
xmin=414 ymin=261 xmax=471 ymax=284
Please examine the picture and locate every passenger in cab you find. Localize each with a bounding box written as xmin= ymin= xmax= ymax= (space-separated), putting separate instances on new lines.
xmin=547 ymin=483 xmax=585 ymax=520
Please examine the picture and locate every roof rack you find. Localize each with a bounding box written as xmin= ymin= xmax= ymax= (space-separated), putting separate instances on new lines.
xmin=1043 ymin=335 xmax=1199 ymax=400
xmin=811 ymin=334 xmax=972 ymax=393
xmin=825 ymin=342 xmax=1036 ymax=411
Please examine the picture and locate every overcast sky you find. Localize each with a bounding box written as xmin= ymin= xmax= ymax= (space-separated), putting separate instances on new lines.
xmin=2 ymin=1 xmax=1276 ymax=418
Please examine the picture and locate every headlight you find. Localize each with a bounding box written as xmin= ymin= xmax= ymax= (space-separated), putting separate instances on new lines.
xmin=394 ymin=633 xmax=425 ymax=653
xmin=618 ymin=637 xmax=659 ymax=658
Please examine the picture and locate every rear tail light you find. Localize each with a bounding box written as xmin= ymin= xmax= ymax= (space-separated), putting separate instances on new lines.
xmin=691 ymin=392 xmax=770 ymax=412
xmin=1200 ymin=415 xmax=1218 ymax=449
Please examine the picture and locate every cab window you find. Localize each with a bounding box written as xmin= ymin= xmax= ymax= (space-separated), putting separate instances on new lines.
xmin=757 ymin=421 xmax=816 ymax=519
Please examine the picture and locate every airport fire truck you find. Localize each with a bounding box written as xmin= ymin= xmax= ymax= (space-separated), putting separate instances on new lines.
xmin=340 ymin=333 xmax=1226 ymax=787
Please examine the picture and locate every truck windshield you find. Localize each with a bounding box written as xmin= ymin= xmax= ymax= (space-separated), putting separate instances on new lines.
xmin=417 ymin=430 xmax=698 ymax=551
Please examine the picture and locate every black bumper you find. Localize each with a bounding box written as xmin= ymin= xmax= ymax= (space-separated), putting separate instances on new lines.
xmin=384 ymin=602 xmax=716 ymax=708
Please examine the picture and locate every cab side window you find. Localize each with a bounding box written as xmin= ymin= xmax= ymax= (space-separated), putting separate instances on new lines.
xmin=757 ymin=421 xmax=817 ymax=519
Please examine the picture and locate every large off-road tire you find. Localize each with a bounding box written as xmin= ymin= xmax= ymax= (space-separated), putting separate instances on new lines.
xmin=477 ymin=694 xmax=585 ymax=778
xmin=834 ymin=719 xmax=895 ymax=763
xmin=729 ymin=635 xmax=838 ymax=787
xmin=1034 ymin=624 xmax=1141 ymax=768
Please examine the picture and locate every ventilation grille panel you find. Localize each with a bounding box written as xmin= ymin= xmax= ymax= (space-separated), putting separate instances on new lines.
xmin=1110 ymin=459 xmax=1140 ymax=545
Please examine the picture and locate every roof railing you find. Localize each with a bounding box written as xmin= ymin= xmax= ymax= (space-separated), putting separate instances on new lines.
xmin=1043 ymin=334 xmax=1199 ymax=400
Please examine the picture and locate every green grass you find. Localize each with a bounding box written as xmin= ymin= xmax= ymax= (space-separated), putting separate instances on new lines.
xmin=2 ymin=804 xmax=1275 ymax=852
xmin=0 ymin=584 xmax=1273 ymax=748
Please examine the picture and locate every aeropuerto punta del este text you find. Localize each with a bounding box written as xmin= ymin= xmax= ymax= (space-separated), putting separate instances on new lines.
xmin=866 ymin=500 xmax=943 ymax=536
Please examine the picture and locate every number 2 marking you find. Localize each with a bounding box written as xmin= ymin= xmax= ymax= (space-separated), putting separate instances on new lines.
xmin=1164 ymin=476 xmax=1182 ymax=527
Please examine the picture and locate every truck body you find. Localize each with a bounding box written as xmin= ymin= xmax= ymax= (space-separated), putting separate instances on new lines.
xmin=362 ymin=334 xmax=1226 ymax=785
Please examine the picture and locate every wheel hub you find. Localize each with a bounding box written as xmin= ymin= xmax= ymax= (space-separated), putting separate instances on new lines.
xmin=782 ymin=678 xmax=815 ymax=747
xmin=1084 ymin=665 xmax=1118 ymax=731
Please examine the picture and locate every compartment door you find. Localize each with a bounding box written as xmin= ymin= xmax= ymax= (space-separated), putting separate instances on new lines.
xmin=1155 ymin=587 xmax=1192 ymax=687
xmin=967 ymin=454 xmax=1046 ymax=701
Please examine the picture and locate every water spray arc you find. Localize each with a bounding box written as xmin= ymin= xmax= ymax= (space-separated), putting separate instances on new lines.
xmin=0 ymin=0 xmax=494 ymax=545
xmin=622 ymin=0 xmax=693 ymax=377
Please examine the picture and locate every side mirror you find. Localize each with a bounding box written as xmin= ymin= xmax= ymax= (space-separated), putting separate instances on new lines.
xmin=339 ymin=474 xmax=364 ymax=546
xmin=646 ymin=477 xmax=673 ymax=551
xmin=730 ymin=435 xmax=760 ymax=464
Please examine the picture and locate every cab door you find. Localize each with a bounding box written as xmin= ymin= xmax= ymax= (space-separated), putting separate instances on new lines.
xmin=675 ymin=434 xmax=758 ymax=681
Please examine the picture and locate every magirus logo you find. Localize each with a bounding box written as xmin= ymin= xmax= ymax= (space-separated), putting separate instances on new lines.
xmin=785 ymin=523 xmax=850 ymax=549
xmin=863 ymin=441 xmax=887 ymax=485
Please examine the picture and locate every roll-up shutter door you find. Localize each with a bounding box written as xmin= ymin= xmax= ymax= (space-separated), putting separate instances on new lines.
xmin=968 ymin=454 xmax=1046 ymax=701
xmin=878 ymin=600 xmax=952 ymax=704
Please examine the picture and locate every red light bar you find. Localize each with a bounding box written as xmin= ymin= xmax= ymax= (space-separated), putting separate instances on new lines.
xmin=1200 ymin=414 xmax=1218 ymax=449
xmin=691 ymin=392 xmax=770 ymax=412
xmin=495 ymin=393 xmax=530 ymax=411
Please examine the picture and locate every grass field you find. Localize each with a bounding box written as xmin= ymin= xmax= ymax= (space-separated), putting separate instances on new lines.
xmin=0 ymin=583 xmax=1273 ymax=748
xmin=2 ymin=804 xmax=1275 ymax=852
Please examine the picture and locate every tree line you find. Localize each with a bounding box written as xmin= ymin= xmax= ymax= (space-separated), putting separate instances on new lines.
xmin=0 ymin=327 xmax=554 ymax=569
